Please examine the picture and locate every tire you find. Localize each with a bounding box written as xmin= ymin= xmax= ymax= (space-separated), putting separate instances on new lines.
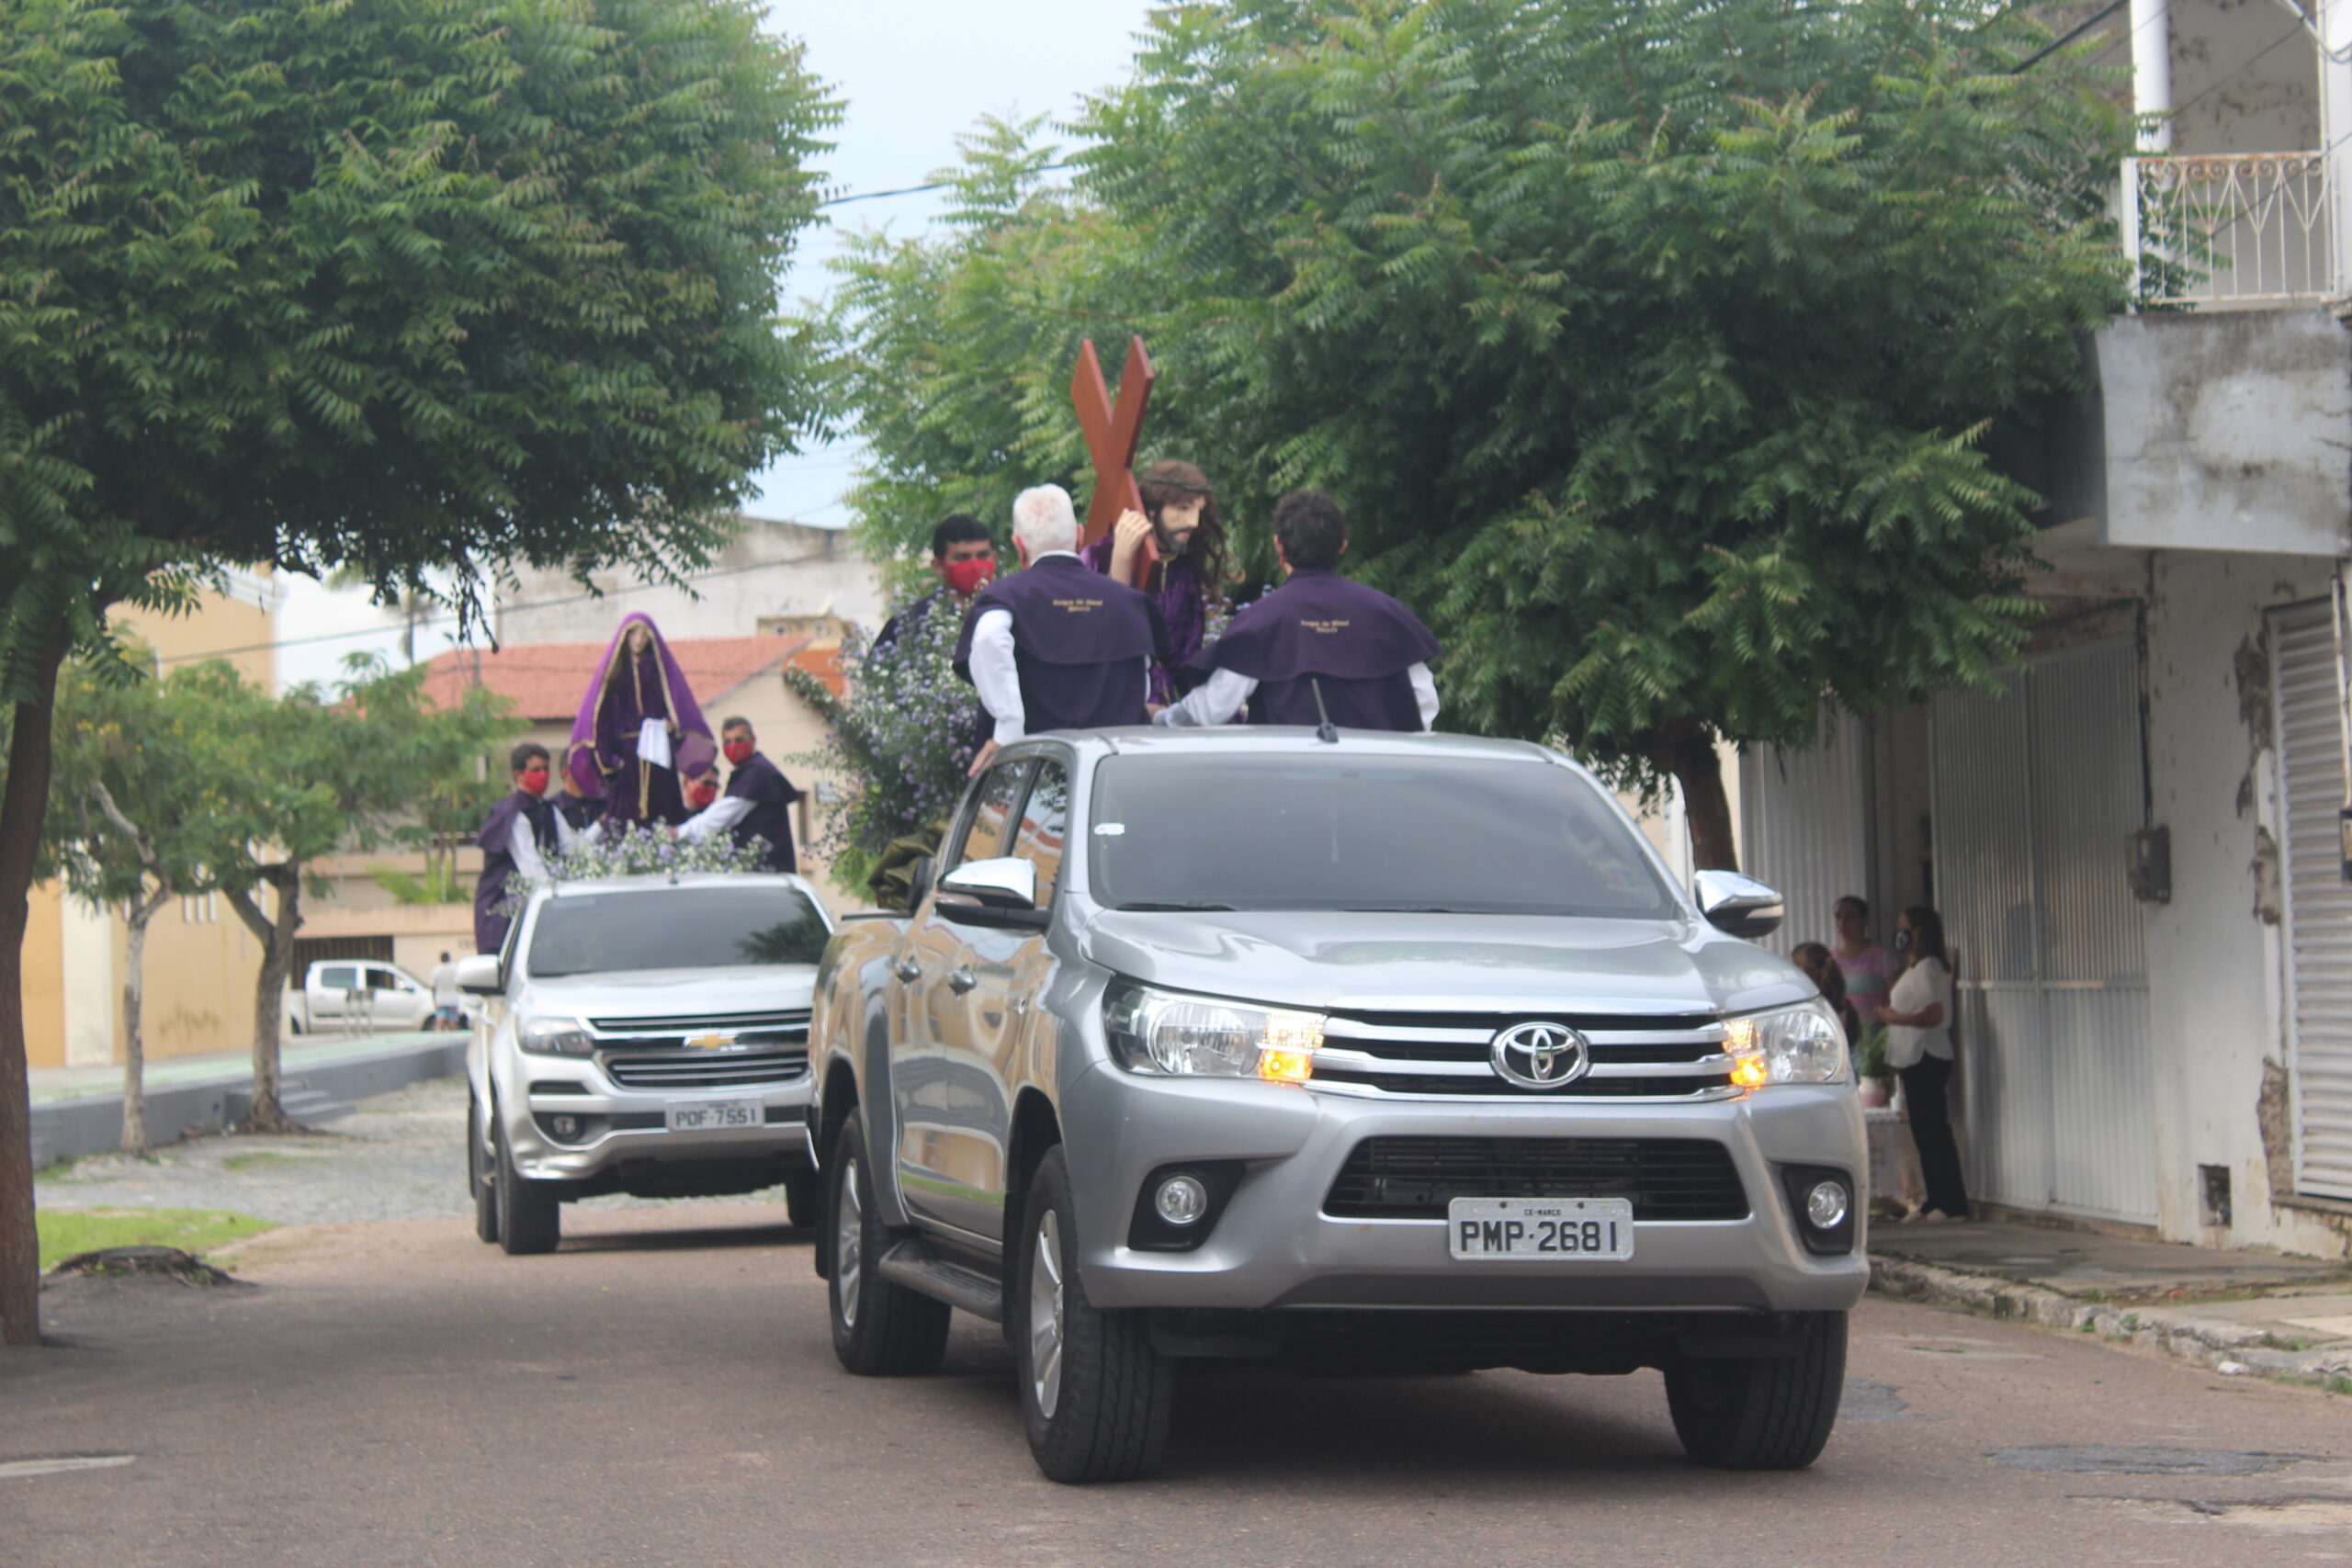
xmin=784 ymin=1168 xmax=820 ymax=1230
xmin=469 ymin=1098 xmax=500 ymax=1246
xmin=493 ymin=1111 xmax=561 ymax=1256
xmin=1015 ymin=1147 xmax=1173 ymax=1483
xmin=826 ymin=1118 xmax=950 ymax=1375
xmin=1665 ymin=1311 xmax=1847 ymax=1470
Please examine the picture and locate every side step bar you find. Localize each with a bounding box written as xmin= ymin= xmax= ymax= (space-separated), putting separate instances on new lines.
xmin=876 ymin=1237 xmax=1005 ymax=1322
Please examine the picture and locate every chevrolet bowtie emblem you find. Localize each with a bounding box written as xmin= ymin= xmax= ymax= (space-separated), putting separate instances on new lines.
xmin=686 ymin=1032 xmax=737 ymax=1052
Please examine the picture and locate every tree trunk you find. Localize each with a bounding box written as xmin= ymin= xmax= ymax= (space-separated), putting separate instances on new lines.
xmin=0 ymin=627 xmax=69 ymax=1346
xmin=119 ymin=891 xmax=167 ymax=1156
xmin=1646 ymin=716 xmax=1740 ymax=873
xmin=224 ymin=864 xmax=303 ymax=1134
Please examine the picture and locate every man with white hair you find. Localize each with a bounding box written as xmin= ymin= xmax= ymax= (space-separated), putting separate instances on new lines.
xmin=955 ymin=484 xmax=1170 ymax=775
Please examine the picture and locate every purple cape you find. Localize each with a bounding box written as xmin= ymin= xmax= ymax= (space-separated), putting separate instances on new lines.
xmin=953 ymin=554 xmax=1169 ymax=733
xmin=1198 ymin=569 xmax=1441 ymax=732
xmin=566 ymin=613 xmax=716 ymax=820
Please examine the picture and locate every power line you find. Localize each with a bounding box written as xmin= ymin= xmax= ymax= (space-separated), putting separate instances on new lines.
xmin=159 ymin=547 xmax=858 ymax=666
xmin=2008 ymin=0 xmax=2131 ymax=76
xmin=815 ymin=161 xmax=1075 ymax=209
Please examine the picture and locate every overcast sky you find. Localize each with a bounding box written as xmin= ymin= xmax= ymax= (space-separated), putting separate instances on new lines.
xmin=274 ymin=1 xmax=1157 ymax=689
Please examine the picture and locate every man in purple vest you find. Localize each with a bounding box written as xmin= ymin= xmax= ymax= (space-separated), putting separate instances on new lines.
xmin=678 ymin=716 xmax=803 ymax=873
xmin=1155 ymin=489 xmax=1441 ymax=733
xmin=474 ymin=743 xmax=571 ymax=953
xmin=955 ymin=483 xmax=1170 ymax=776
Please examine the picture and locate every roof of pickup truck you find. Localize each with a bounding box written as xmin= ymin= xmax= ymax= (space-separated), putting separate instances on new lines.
xmin=524 ymin=871 xmax=823 ymax=900
xmin=1020 ymin=727 xmax=1570 ymax=765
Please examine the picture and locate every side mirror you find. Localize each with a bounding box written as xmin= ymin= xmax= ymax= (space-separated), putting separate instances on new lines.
xmin=455 ymin=953 xmax=505 ymax=996
xmin=936 ymin=857 xmax=1048 ymax=930
xmin=1694 ymin=869 xmax=1784 ymax=939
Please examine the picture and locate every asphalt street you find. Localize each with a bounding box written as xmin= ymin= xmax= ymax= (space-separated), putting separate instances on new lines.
xmin=5 ymin=1194 xmax=2352 ymax=1567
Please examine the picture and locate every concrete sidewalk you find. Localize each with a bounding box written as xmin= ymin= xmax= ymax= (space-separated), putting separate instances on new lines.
xmin=1871 ymin=1218 xmax=2352 ymax=1384
xmin=28 ymin=1031 xmax=468 ymax=1168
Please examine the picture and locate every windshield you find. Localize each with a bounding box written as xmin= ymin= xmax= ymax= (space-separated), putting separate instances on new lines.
xmin=1089 ymin=753 xmax=1676 ymax=918
xmin=526 ymin=886 xmax=830 ymax=978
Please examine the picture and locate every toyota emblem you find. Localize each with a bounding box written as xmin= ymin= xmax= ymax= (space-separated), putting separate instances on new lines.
xmin=1489 ymin=1021 xmax=1591 ymax=1090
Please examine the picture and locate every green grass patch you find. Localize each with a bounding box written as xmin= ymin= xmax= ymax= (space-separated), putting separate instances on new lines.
xmin=38 ymin=1207 xmax=275 ymax=1270
xmin=221 ymin=1152 xmax=299 ymax=1172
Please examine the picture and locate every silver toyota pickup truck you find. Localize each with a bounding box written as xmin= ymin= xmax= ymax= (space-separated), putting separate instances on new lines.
xmin=808 ymin=729 xmax=1865 ymax=1483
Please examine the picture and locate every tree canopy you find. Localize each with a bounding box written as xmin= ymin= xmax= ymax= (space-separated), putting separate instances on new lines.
xmin=821 ymin=0 xmax=2131 ymax=863
xmin=0 ymin=0 xmax=838 ymax=1344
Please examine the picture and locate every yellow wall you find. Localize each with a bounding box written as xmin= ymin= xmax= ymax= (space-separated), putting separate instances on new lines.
xmin=119 ymin=571 xmax=277 ymax=690
xmin=138 ymin=891 xmax=260 ymax=1062
xmin=23 ymin=886 xmax=65 ymax=1070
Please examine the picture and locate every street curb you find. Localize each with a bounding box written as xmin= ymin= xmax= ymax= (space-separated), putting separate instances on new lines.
xmin=30 ymin=1039 xmax=467 ymax=1169
xmin=1868 ymin=1253 xmax=2352 ymax=1384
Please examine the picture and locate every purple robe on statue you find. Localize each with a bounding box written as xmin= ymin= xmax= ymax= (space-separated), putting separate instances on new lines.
xmin=1193 ymin=568 xmax=1441 ymax=732
xmin=1080 ymin=534 xmax=1208 ymax=707
xmin=953 ymin=554 xmax=1170 ymax=734
xmin=567 ymin=615 xmax=716 ymax=829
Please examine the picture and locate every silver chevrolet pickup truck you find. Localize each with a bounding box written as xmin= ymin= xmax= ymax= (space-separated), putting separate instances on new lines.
xmin=808 ymin=729 xmax=1865 ymax=1483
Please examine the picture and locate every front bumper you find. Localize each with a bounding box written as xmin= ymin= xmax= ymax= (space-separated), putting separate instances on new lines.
xmin=1060 ymin=1063 xmax=1870 ymax=1314
xmin=492 ymin=1049 xmax=814 ymax=1182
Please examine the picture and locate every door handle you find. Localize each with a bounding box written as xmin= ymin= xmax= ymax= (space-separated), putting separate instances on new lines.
xmin=893 ymin=960 xmax=922 ymax=985
xmin=947 ymin=968 xmax=978 ymax=995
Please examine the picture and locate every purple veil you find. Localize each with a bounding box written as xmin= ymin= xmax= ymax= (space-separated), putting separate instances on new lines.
xmin=566 ymin=613 xmax=718 ymax=796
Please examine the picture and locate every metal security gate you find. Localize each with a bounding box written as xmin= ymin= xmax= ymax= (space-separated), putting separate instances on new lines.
xmin=1930 ymin=638 xmax=2157 ymax=1224
xmin=2270 ymin=600 xmax=2352 ymax=1199
xmin=1740 ymin=710 xmax=1871 ymax=959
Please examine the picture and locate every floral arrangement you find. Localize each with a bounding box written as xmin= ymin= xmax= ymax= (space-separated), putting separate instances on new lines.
xmin=491 ymin=821 xmax=769 ymax=917
xmin=786 ymin=594 xmax=982 ymax=897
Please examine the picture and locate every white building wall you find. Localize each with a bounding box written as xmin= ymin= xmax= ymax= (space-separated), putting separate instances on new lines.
xmin=2143 ymin=549 xmax=2347 ymax=1255
xmin=495 ymin=516 xmax=884 ymax=646
xmin=59 ymin=897 xmax=114 ymax=1067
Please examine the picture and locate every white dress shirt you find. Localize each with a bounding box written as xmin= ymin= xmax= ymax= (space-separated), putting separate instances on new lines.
xmin=678 ymin=794 xmax=754 ymax=842
xmin=967 ymin=550 xmax=1153 ymax=744
xmin=506 ymin=803 xmax=587 ymax=889
xmin=1154 ymin=662 xmax=1440 ymax=731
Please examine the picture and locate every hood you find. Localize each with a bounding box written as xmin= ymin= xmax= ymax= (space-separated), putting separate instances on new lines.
xmin=1080 ymin=909 xmax=1808 ymax=1018
xmin=516 ymin=964 xmax=816 ymax=1019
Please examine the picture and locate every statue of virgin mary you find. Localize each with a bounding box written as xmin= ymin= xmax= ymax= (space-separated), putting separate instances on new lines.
xmin=566 ymin=615 xmax=716 ymax=828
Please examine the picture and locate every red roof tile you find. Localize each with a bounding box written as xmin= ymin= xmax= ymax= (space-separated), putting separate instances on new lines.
xmin=421 ymin=634 xmax=819 ymax=723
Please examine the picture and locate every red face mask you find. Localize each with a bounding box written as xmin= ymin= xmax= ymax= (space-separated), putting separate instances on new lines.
xmin=723 ymin=739 xmax=755 ymax=767
xmin=517 ymin=765 xmax=550 ymax=796
xmin=686 ymin=777 xmax=719 ymax=809
xmin=944 ymin=557 xmax=996 ymax=595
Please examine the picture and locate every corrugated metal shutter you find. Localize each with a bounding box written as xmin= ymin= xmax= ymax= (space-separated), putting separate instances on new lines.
xmin=2270 ymin=600 xmax=2352 ymax=1199
xmin=1739 ymin=711 xmax=1870 ymax=958
xmin=1931 ymin=637 xmax=2155 ymax=1224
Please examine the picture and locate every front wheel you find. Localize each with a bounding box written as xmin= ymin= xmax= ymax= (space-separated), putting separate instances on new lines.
xmin=1016 ymin=1147 xmax=1173 ymax=1483
xmin=1664 ymin=1310 xmax=1847 ymax=1470
xmin=492 ymin=1112 xmax=561 ymax=1256
xmin=826 ymin=1118 xmax=950 ymax=1375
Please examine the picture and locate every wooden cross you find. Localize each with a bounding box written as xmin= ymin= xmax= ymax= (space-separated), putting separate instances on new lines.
xmin=1070 ymin=335 xmax=1155 ymax=555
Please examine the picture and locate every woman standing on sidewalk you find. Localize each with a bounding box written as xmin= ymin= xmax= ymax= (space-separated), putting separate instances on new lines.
xmin=1878 ymin=904 xmax=1971 ymax=1223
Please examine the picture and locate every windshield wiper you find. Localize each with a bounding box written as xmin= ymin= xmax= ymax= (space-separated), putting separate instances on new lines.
xmin=1340 ymin=905 xmax=1467 ymax=914
xmin=1114 ymin=901 xmax=1237 ymax=912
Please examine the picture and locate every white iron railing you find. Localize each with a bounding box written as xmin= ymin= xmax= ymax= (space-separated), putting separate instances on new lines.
xmin=2123 ymin=152 xmax=2335 ymax=307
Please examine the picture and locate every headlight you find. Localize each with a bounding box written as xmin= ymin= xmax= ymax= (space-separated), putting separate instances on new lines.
xmin=1724 ymin=1001 xmax=1850 ymax=1088
xmin=1103 ymin=982 xmax=1322 ymax=1083
xmin=515 ymin=1015 xmax=595 ymax=1055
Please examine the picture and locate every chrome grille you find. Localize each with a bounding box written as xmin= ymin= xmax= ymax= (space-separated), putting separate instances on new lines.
xmin=1324 ymin=1136 xmax=1749 ymax=1220
xmin=602 ymin=1049 xmax=808 ymax=1089
xmin=585 ymin=1008 xmax=811 ymax=1035
xmin=1309 ymin=1010 xmax=1733 ymax=1100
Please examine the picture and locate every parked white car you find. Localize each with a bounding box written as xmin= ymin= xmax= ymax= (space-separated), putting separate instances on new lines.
xmin=459 ymin=873 xmax=834 ymax=1256
xmin=284 ymin=960 xmax=437 ymax=1034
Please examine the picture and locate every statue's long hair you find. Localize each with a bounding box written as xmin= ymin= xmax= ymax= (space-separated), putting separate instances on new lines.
xmin=1138 ymin=459 xmax=1234 ymax=599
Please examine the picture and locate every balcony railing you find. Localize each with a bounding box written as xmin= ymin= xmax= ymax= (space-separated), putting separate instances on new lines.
xmin=2123 ymin=152 xmax=2335 ymax=307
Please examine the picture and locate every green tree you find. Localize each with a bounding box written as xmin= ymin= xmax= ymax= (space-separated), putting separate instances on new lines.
xmin=195 ymin=658 xmax=508 ymax=1136
xmin=827 ymin=0 xmax=2130 ymax=866
xmin=45 ymin=659 xmax=229 ymax=1155
xmin=1077 ymin=0 xmax=2128 ymax=863
xmin=0 ymin=0 xmax=835 ymax=1343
